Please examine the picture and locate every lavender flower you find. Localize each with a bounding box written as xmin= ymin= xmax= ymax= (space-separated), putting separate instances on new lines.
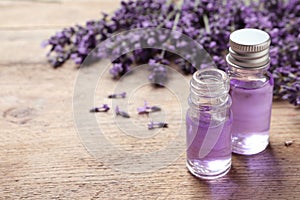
xmin=115 ymin=106 xmax=130 ymax=118
xmin=43 ymin=0 xmax=300 ymax=106
xmin=148 ymin=121 xmax=168 ymax=130
xmin=148 ymin=56 xmax=169 ymax=86
xmin=110 ymin=55 xmax=133 ymax=78
xmin=90 ymin=104 xmax=110 ymax=113
xmin=285 ymin=140 xmax=293 ymax=147
xmin=137 ymin=101 xmax=161 ymax=114
xmin=108 ymin=92 xmax=126 ymax=99
xmin=281 ymin=83 xmax=300 ymax=106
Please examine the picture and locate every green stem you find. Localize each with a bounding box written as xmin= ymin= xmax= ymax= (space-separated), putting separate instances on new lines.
xmin=194 ymin=0 xmax=200 ymax=10
xmin=157 ymin=10 xmax=176 ymax=29
xmin=203 ymin=14 xmax=210 ymax=33
xmin=160 ymin=0 xmax=184 ymax=58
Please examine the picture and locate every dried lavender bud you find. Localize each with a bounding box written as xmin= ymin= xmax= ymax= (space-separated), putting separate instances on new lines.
xmin=150 ymin=106 xmax=161 ymax=112
xmin=108 ymin=92 xmax=126 ymax=99
xmin=90 ymin=104 xmax=110 ymax=113
xmin=115 ymin=106 xmax=130 ymax=118
xmin=148 ymin=121 xmax=168 ymax=130
xmin=137 ymin=101 xmax=162 ymax=114
xmin=285 ymin=140 xmax=293 ymax=147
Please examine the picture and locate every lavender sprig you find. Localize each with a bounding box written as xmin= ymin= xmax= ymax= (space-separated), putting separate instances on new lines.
xmin=148 ymin=56 xmax=169 ymax=86
xmin=281 ymin=83 xmax=300 ymax=106
xmin=43 ymin=0 xmax=300 ymax=106
xmin=108 ymin=92 xmax=126 ymax=99
xmin=90 ymin=104 xmax=110 ymax=113
xmin=148 ymin=121 xmax=168 ymax=130
xmin=137 ymin=101 xmax=162 ymax=114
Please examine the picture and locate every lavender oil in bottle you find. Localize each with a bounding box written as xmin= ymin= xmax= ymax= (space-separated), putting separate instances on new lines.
xmin=226 ymin=28 xmax=274 ymax=155
xmin=186 ymin=68 xmax=232 ymax=179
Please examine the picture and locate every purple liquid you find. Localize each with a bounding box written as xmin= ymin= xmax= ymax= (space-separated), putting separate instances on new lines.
xmin=230 ymin=79 xmax=273 ymax=155
xmin=186 ymin=113 xmax=232 ymax=179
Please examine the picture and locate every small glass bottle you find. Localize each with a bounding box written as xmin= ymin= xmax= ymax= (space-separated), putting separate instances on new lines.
xmin=186 ymin=68 xmax=232 ymax=179
xmin=226 ymin=28 xmax=274 ymax=155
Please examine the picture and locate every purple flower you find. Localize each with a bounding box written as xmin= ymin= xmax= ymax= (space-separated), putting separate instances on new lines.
xmin=90 ymin=104 xmax=110 ymax=113
xmin=148 ymin=56 xmax=169 ymax=86
xmin=115 ymin=106 xmax=130 ymax=118
xmin=147 ymin=38 xmax=156 ymax=46
xmin=108 ymin=92 xmax=126 ymax=99
xmin=142 ymin=21 xmax=151 ymax=27
xmin=43 ymin=0 xmax=300 ymax=106
xmin=110 ymin=63 xmax=123 ymax=78
xmin=109 ymin=56 xmax=132 ymax=78
xmin=281 ymin=82 xmax=300 ymax=106
xmin=137 ymin=101 xmax=161 ymax=114
xmin=148 ymin=121 xmax=168 ymax=130
xmin=159 ymin=34 xmax=167 ymax=42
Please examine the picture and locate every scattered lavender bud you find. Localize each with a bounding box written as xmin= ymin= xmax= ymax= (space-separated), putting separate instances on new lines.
xmin=108 ymin=92 xmax=126 ymax=99
xmin=137 ymin=101 xmax=162 ymax=114
xmin=148 ymin=121 xmax=168 ymax=130
xmin=285 ymin=140 xmax=293 ymax=147
xmin=90 ymin=104 xmax=110 ymax=113
xmin=150 ymin=106 xmax=162 ymax=112
xmin=115 ymin=105 xmax=130 ymax=118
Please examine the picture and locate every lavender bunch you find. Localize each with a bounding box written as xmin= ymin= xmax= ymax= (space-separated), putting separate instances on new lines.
xmin=43 ymin=0 xmax=300 ymax=106
xmin=148 ymin=55 xmax=170 ymax=86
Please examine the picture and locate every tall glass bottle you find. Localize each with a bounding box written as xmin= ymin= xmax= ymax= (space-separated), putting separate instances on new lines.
xmin=226 ymin=28 xmax=274 ymax=155
xmin=186 ymin=68 xmax=232 ymax=179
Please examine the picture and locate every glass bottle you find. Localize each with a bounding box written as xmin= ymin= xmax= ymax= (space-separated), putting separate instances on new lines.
xmin=226 ymin=28 xmax=274 ymax=155
xmin=186 ymin=68 xmax=232 ymax=179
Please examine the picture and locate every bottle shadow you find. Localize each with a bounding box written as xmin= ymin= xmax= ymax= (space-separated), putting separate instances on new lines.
xmin=187 ymin=144 xmax=284 ymax=199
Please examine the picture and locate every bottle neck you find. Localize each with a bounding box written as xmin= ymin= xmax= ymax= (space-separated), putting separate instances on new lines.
xmin=227 ymin=61 xmax=271 ymax=88
xmin=228 ymin=61 xmax=269 ymax=76
xmin=189 ymin=68 xmax=231 ymax=112
xmin=227 ymin=48 xmax=270 ymax=68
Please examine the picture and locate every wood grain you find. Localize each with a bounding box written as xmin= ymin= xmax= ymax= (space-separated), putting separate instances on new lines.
xmin=0 ymin=1 xmax=299 ymax=199
xmin=0 ymin=0 xmax=121 ymax=29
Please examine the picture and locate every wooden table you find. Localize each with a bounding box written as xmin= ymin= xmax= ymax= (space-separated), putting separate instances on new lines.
xmin=1 ymin=0 xmax=299 ymax=199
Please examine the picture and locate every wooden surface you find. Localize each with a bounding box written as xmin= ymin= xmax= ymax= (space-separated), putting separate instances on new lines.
xmin=1 ymin=0 xmax=300 ymax=199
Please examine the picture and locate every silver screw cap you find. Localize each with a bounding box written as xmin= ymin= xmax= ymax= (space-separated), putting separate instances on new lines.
xmin=226 ymin=28 xmax=271 ymax=68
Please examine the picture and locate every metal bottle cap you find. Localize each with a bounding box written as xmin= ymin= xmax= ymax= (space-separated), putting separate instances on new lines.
xmin=227 ymin=28 xmax=271 ymax=68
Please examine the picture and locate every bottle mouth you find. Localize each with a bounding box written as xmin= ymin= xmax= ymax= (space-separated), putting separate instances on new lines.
xmin=191 ymin=68 xmax=230 ymax=98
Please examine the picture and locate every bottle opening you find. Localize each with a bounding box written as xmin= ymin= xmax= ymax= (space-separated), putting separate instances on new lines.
xmin=191 ymin=68 xmax=230 ymax=98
